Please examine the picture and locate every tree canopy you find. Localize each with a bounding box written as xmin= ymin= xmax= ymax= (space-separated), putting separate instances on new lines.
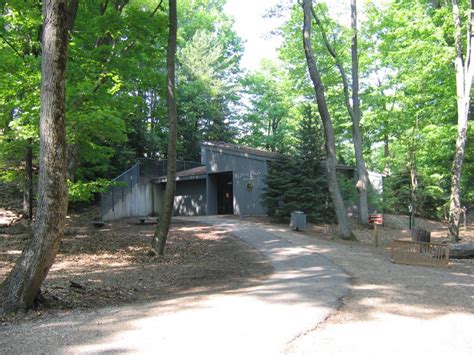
xmin=0 ymin=0 xmax=472 ymax=221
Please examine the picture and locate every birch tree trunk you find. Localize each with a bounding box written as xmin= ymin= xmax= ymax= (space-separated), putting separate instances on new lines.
xmin=448 ymin=0 xmax=473 ymax=243
xmin=350 ymin=0 xmax=370 ymax=226
xmin=1 ymin=0 xmax=70 ymax=314
xmin=151 ymin=0 xmax=178 ymax=256
xmin=302 ymin=0 xmax=355 ymax=240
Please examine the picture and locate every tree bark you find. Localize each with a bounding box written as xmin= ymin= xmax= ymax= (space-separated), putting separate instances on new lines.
xmin=151 ymin=0 xmax=178 ymax=255
xmin=302 ymin=0 xmax=355 ymax=240
xmin=410 ymin=115 xmax=419 ymax=227
xmin=350 ymin=0 xmax=369 ymax=226
xmin=450 ymin=243 xmax=474 ymax=259
xmin=1 ymin=0 xmax=70 ymax=314
xmin=448 ymin=0 xmax=474 ymax=243
xmin=22 ymin=139 xmax=33 ymax=220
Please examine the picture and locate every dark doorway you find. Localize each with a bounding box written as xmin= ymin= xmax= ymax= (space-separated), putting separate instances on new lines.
xmin=216 ymin=172 xmax=233 ymax=215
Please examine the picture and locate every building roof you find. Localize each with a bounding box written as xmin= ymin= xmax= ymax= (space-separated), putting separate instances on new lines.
xmin=201 ymin=141 xmax=277 ymax=159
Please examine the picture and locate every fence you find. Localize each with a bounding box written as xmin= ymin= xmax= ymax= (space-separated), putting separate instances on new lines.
xmin=390 ymin=239 xmax=450 ymax=267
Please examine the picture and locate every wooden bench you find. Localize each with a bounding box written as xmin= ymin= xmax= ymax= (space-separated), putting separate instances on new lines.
xmin=390 ymin=239 xmax=450 ymax=267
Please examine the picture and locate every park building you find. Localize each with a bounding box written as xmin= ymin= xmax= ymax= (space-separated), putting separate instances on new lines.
xmin=100 ymin=141 xmax=383 ymax=221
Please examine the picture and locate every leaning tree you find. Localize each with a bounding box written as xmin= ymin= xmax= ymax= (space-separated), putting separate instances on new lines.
xmin=302 ymin=0 xmax=355 ymax=240
xmin=0 ymin=0 xmax=76 ymax=314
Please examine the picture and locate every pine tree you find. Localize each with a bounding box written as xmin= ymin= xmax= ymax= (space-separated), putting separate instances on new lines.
xmin=262 ymin=105 xmax=334 ymax=223
xmin=295 ymin=105 xmax=334 ymax=223
xmin=262 ymin=154 xmax=297 ymax=219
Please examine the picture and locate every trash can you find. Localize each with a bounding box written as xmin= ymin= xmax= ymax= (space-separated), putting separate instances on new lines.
xmin=290 ymin=211 xmax=306 ymax=231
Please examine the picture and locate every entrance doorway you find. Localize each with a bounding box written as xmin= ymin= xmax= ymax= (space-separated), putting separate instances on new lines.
xmin=216 ymin=172 xmax=233 ymax=215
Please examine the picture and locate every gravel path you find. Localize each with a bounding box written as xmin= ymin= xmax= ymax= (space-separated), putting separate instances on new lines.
xmin=247 ymin=220 xmax=474 ymax=355
xmin=0 ymin=217 xmax=350 ymax=354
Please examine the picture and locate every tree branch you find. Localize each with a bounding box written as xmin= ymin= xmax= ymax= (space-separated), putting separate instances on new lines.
xmin=151 ymin=0 xmax=164 ymax=17
xmin=0 ymin=34 xmax=25 ymax=60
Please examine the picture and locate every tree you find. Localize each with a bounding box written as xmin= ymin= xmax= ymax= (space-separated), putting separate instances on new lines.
xmin=309 ymin=1 xmax=370 ymax=225
xmin=302 ymin=0 xmax=355 ymax=240
xmin=448 ymin=0 xmax=474 ymax=242
xmin=295 ymin=105 xmax=334 ymax=222
xmin=151 ymin=0 xmax=178 ymax=256
xmin=1 ymin=0 xmax=73 ymax=314
xmin=177 ymin=28 xmax=240 ymax=160
xmin=349 ymin=0 xmax=370 ymax=225
xmin=262 ymin=105 xmax=333 ymax=223
xmin=240 ymin=60 xmax=292 ymax=152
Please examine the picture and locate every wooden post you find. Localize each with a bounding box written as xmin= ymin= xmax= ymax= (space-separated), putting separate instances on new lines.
xmin=374 ymin=223 xmax=379 ymax=247
xmin=462 ymin=206 xmax=467 ymax=231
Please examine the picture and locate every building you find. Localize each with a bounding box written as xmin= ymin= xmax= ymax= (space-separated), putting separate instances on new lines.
xmin=100 ymin=141 xmax=384 ymax=221
xmin=101 ymin=142 xmax=276 ymax=221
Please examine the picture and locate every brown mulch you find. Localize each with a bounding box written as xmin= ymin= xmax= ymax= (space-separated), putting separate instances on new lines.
xmin=0 ymin=208 xmax=273 ymax=322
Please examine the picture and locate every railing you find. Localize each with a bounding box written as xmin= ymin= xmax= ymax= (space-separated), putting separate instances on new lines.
xmin=100 ymin=163 xmax=140 ymax=218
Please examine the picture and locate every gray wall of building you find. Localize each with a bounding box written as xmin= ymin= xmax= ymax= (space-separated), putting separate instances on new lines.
xmin=203 ymin=147 xmax=269 ymax=215
xmin=102 ymin=180 xmax=155 ymax=221
xmin=155 ymin=179 xmax=207 ymax=216
xmin=173 ymin=179 xmax=207 ymax=216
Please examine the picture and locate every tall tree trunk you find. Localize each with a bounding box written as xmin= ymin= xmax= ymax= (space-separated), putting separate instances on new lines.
xmin=22 ymin=139 xmax=33 ymax=220
xmin=350 ymin=0 xmax=370 ymax=225
xmin=448 ymin=0 xmax=474 ymax=243
xmin=302 ymin=0 xmax=355 ymax=240
xmin=1 ymin=0 xmax=70 ymax=314
xmin=410 ymin=115 xmax=419 ymax=226
xmin=310 ymin=2 xmax=369 ymax=226
xmin=151 ymin=0 xmax=178 ymax=256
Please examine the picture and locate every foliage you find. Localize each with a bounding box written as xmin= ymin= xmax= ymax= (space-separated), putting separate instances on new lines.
xmin=0 ymin=0 xmax=243 ymax=203
xmin=1 ymin=0 xmax=473 ymax=221
xmin=239 ymin=60 xmax=294 ymax=152
xmin=67 ymin=179 xmax=119 ymax=203
xmin=262 ymin=110 xmax=334 ymax=223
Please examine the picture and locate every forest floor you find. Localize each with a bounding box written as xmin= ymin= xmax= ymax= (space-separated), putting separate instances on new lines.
xmin=0 ymin=204 xmax=272 ymax=323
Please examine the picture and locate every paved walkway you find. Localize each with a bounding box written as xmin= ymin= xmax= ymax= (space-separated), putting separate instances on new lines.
xmin=1 ymin=217 xmax=350 ymax=354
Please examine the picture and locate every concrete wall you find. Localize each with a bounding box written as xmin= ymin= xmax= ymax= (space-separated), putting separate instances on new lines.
xmin=102 ymin=179 xmax=155 ymax=221
xmin=154 ymin=179 xmax=207 ymax=216
xmin=203 ymin=147 xmax=269 ymax=215
xmin=173 ymin=179 xmax=207 ymax=216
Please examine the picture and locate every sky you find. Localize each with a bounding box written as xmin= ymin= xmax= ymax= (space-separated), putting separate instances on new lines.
xmin=223 ymin=1 xmax=370 ymax=72
xmin=223 ymin=0 xmax=287 ymax=71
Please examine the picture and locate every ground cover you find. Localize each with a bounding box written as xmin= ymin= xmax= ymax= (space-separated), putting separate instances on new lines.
xmin=0 ymin=206 xmax=272 ymax=322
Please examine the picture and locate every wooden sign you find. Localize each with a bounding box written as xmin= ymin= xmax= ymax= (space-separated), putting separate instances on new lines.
xmin=368 ymin=214 xmax=383 ymax=225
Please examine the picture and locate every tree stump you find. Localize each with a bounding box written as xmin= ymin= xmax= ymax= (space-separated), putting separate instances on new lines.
xmin=411 ymin=228 xmax=431 ymax=243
